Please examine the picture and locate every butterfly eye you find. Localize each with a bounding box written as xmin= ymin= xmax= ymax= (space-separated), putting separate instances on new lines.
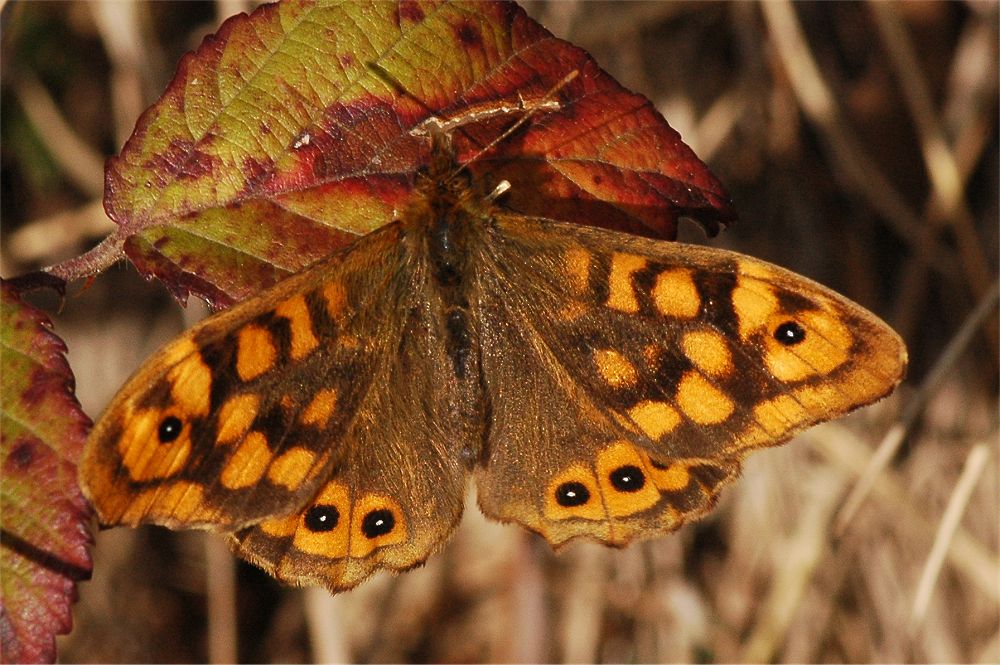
xmin=157 ymin=415 xmax=183 ymax=443
xmin=774 ymin=321 xmax=806 ymax=346
xmin=361 ymin=509 xmax=396 ymax=538
xmin=555 ymin=481 xmax=591 ymax=507
xmin=609 ymin=465 xmax=646 ymax=493
xmin=304 ymin=505 xmax=340 ymax=532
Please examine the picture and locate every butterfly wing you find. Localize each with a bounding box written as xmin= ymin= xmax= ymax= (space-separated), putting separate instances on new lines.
xmin=473 ymin=214 xmax=907 ymax=547
xmin=82 ymin=222 xmax=471 ymax=590
xmin=229 ymin=275 xmax=475 ymax=590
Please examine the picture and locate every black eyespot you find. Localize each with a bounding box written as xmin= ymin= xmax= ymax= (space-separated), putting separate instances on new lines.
xmin=361 ymin=509 xmax=395 ymax=538
xmin=774 ymin=321 xmax=806 ymax=346
xmin=610 ymin=465 xmax=645 ymax=492
xmin=157 ymin=416 xmax=183 ymax=443
xmin=304 ymin=505 xmax=339 ymax=532
xmin=555 ymin=481 xmax=591 ymax=507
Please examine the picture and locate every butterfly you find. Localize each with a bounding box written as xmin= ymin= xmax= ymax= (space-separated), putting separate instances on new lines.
xmin=80 ymin=123 xmax=907 ymax=592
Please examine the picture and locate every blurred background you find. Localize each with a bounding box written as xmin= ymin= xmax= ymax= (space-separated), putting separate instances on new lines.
xmin=1 ymin=1 xmax=997 ymax=662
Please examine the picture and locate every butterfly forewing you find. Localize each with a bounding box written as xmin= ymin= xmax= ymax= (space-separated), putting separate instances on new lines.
xmin=472 ymin=213 xmax=906 ymax=547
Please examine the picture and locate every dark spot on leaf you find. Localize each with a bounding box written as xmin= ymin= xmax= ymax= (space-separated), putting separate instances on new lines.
xmin=313 ymin=154 xmax=330 ymax=180
xmin=9 ymin=439 xmax=37 ymax=471
xmin=455 ymin=21 xmax=481 ymax=47
xmin=398 ymin=1 xmax=425 ymax=23
xmin=178 ymin=147 xmax=218 ymax=180
xmin=142 ymin=138 xmax=193 ymax=180
xmin=21 ymin=369 xmax=51 ymax=408
xmin=124 ymin=234 xmax=237 ymax=309
xmin=241 ymin=156 xmax=274 ymax=193
xmin=593 ymin=174 xmax=603 ymax=185
xmin=339 ymin=54 xmax=354 ymax=69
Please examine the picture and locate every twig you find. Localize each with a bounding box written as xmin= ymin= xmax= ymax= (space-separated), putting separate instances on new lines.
xmin=870 ymin=2 xmax=993 ymax=306
xmin=90 ymin=0 xmax=154 ymax=147
xmin=205 ymin=536 xmax=238 ymax=664
xmin=759 ymin=0 xmax=956 ymax=277
xmin=304 ymin=587 xmax=350 ymax=663
xmin=740 ymin=468 xmax=842 ymax=663
xmin=4 ymin=200 xmax=114 ymax=267
xmin=559 ymin=543 xmax=607 ymax=662
xmin=814 ymin=423 xmax=999 ymax=604
xmin=509 ymin=534 xmax=547 ymax=662
xmin=694 ymin=88 xmax=744 ymax=163
xmin=909 ymin=442 xmax=992 ymax=633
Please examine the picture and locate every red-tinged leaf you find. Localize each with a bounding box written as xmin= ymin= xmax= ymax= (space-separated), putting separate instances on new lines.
xmin=0 ymin=282 xmax=93 ymax=664
xmin=105 ymin=0 xmax=736 ymax=308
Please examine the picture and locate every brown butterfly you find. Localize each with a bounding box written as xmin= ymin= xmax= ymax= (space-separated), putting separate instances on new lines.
xmin=81 ymin=126 xmax=907 ymax=592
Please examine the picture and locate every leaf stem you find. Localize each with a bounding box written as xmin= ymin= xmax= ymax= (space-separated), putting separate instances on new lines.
xmin=44 ymin=233 xmax=127 ymax=284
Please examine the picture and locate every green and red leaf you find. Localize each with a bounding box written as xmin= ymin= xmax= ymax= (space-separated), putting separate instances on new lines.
xmin=0 ymin=282 xmax=92 ymax=664
xmin=105 ymin=0 xmax=735 ymax=308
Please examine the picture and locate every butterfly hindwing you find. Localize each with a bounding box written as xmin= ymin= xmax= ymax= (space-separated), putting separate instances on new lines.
xmin=472 ymin=213 xmax=906 ymax=547
xmin=228 ymin=227 xmax=478 ymax=590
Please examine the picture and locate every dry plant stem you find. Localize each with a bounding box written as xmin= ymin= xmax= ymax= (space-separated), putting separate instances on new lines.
xmin=815 ymin=424 xmax=999 ymax=604
xmin=909 ymin=442 xmax=992 ymax=633
xmin=559 ymin=544 xmax=607 ymax=662
xmin=759 ymin=0 xmax=954 ymax=277
xmin=871 ymin=1 xmax=999 ymax=362
xmin=13 ymin=75 xmax=105 ymax=199
xmin=304 ymin=587 xmax=350 ymax=663
xmin=693 ymin=88 xmax=744 ymax=163
xmin=510 ymin=535 xmax=547 ymax=662
xmin=871 ymin=2 xmax=993 ymax=304
xmin=5 ymin=200 xmax=114 ymax=267
xmin=944 ymin=13 xmax=998 ymax=139
xmin=835 ymin=278 xmax=1000 ymax=533
xmin=892 ymin=100 xmax=996 ymax=346
xmin=215 ymin=0 xmax=257 ymax=27
xmin=563 ymin=1 xmax=684 ymax=46
xmin=978 ymin=629 xmax=1000 ymax=664
xmin=740 ymin=468 xmax=841 ymax=664
xmin=204 ymin=536 xmax=238 ymax=664
xmin=90 ymin=0 xmax=150 ymax=147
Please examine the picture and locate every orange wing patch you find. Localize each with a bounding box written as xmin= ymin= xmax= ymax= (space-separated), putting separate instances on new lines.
xmin=275 ymin=295 xmax=319 ymax=360
xmin=676 ymin=372 xmax=734 ymax=425
xmin=606 ymin=253 xmax=646 ymax=313
xmin=236 ymin=324 xmax=277 ymax=382
xmin=652 ymin=268 xmax=700 ymax=319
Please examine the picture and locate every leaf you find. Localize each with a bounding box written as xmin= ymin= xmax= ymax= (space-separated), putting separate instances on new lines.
xmin=105 ymin=0 xmax=735 ymax=308
xmin=0 ymin=281 xmax=92 ymax=664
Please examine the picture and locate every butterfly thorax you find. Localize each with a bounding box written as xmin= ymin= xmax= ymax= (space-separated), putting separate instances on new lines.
xmin=396 ymin=137 xmax=499 ymax=463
